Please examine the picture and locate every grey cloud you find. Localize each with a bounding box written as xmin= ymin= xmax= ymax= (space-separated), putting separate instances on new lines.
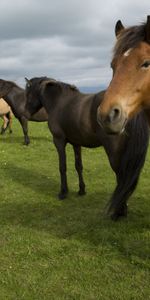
xmin=0 ymin=0 xmax=149 ymax=90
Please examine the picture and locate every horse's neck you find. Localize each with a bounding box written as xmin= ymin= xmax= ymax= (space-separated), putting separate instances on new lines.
xmin=88 ymin=92 xmax=104 ymax=132
xmin=90 ymin=91 xmax=105 ymax=118
xmin=5 ymin=86 xmax=24 ymax=105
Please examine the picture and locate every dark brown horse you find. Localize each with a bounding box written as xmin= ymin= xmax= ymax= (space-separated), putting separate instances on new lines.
xmin=0 ymin=79 xmax=48 ymax=145
xmin=24 ymin=77 xmax=149 ymax=220
xmin=97 ymin=16 xmax=150 ymax=134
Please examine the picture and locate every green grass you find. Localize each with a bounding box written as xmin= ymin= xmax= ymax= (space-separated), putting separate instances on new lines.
xmin=0 ymin=119 xmax=150 ymax=300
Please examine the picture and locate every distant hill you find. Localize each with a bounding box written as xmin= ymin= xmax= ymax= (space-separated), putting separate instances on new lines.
xmin=79 ymin=86 xmax=106 ymax=93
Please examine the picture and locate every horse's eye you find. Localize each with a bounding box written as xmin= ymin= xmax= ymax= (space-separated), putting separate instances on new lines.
xmin=141 ymin=61 xmax=150 ymax=68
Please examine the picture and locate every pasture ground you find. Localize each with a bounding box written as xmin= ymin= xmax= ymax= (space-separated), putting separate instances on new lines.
xmin=0 ymin=119 xmax=150 ymax=300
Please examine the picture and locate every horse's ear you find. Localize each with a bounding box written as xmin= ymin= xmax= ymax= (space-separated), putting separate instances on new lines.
xmin=115 ymin=20 xmax=124 ymax=37
xmin=25 ymin=77 xmax=32 ymax=87
xmin=145 ymin=15 xmax=150 ymax=44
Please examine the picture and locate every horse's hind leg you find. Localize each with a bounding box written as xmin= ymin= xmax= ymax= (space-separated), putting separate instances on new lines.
xmin=8 ymin=112 xmax=13 ymax=133
xmin=53 ymin=136 xmax=68 ymax=199
xmin=73 ymin=145 xmax=85 ymax=196
xmin=1 ymin=116 xmax=8 ymax=134
xmin=4 ymin=112 xmax=12 ymax=134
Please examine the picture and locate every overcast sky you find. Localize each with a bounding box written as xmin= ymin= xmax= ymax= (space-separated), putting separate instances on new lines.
xmin=0 ymin=0 xmax=149 ymax=91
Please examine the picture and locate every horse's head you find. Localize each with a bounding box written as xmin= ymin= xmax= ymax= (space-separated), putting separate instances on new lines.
xmin=25 ymin=77 xmax=48 ymax=117
xmin=97 ymin=16 xmax=150 ymax=134
xmin=25 ymin=77 xmax=77 ymax=118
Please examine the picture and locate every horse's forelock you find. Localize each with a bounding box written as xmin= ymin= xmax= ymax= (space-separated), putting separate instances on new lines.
xmin=113 ymin=23 xmax=146 ymax=59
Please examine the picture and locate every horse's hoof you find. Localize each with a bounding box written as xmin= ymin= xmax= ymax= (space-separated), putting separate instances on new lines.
xmin=24 ymin=137 xmax=30 ymax=146
xmin=1 ymin=129 xmax=5 ymax=135
xmin=78 ymin=190 xmax=86 ymax=196
xmin=111 ymin=212 xmax=127 ymax=221
xmin=111 ymin=213 xmax=119 ymax=221
xmin=58 ymin=192 xmax=67 ymax=200
xmin=23 ymin=141 xmax=30 ymax=146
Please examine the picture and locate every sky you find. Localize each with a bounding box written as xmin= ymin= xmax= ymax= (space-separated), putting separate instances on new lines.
xmin=0 ymin=0 xmax=149 ymax=92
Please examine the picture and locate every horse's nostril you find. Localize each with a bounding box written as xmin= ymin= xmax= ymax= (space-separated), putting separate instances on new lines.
xmin=97 ymin=105 xmax=122 ymax=128
xmin=109 ymin=106 xmax=121 ymax=123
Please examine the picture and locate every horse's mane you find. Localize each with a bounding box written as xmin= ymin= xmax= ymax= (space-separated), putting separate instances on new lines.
xmin=56 ymin=80 xmax=78 ymax=92
xmin=31 ymin=77 xmax=79 ymax=93
xmin=114 ymin=23 xmax=146 ymax=58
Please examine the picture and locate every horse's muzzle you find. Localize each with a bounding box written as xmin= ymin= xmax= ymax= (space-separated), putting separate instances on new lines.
xmin=97 ymin=105 xmax=127 ymax=134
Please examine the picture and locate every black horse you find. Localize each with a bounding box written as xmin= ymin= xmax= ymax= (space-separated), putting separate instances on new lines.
xmin=0 ymin=79 xmax=48 ymax=145
xmin=24 ymin=77 xmax=149 ymax=220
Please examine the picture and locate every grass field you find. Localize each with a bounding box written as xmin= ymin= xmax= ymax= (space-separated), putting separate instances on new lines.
xmin=0 ymin=119 xmax=150 ymax=300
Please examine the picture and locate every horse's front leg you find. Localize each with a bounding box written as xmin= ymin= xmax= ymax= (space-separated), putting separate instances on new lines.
xmin=73 ymin=145 xmax=86 ymax=196
xmin=104 ymin=147 xmax=128 ymax=220
xmin=18 ymin=116 xmax=30 ymax=145
xmin=53 ymin=137 xmax=68 ymax=199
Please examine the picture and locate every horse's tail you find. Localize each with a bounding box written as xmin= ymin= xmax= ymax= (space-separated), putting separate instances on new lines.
xmin=108 ymin=111 xmax=149 ymax=220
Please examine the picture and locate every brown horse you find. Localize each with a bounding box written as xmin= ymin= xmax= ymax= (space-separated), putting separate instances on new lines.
xmin=0 ymin=98 xmax=13 ymax=134
xmin=24 ymin=77 xmax=149 ymax=220
xmin=97 ymin=16 xmax=150 ymax=134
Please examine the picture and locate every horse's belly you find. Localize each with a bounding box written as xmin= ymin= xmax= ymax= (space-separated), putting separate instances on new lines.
xmin=0 ymin=98 xmax=10 ymax=115
xmin=67 ymin=131 xmax=101 ymax=148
